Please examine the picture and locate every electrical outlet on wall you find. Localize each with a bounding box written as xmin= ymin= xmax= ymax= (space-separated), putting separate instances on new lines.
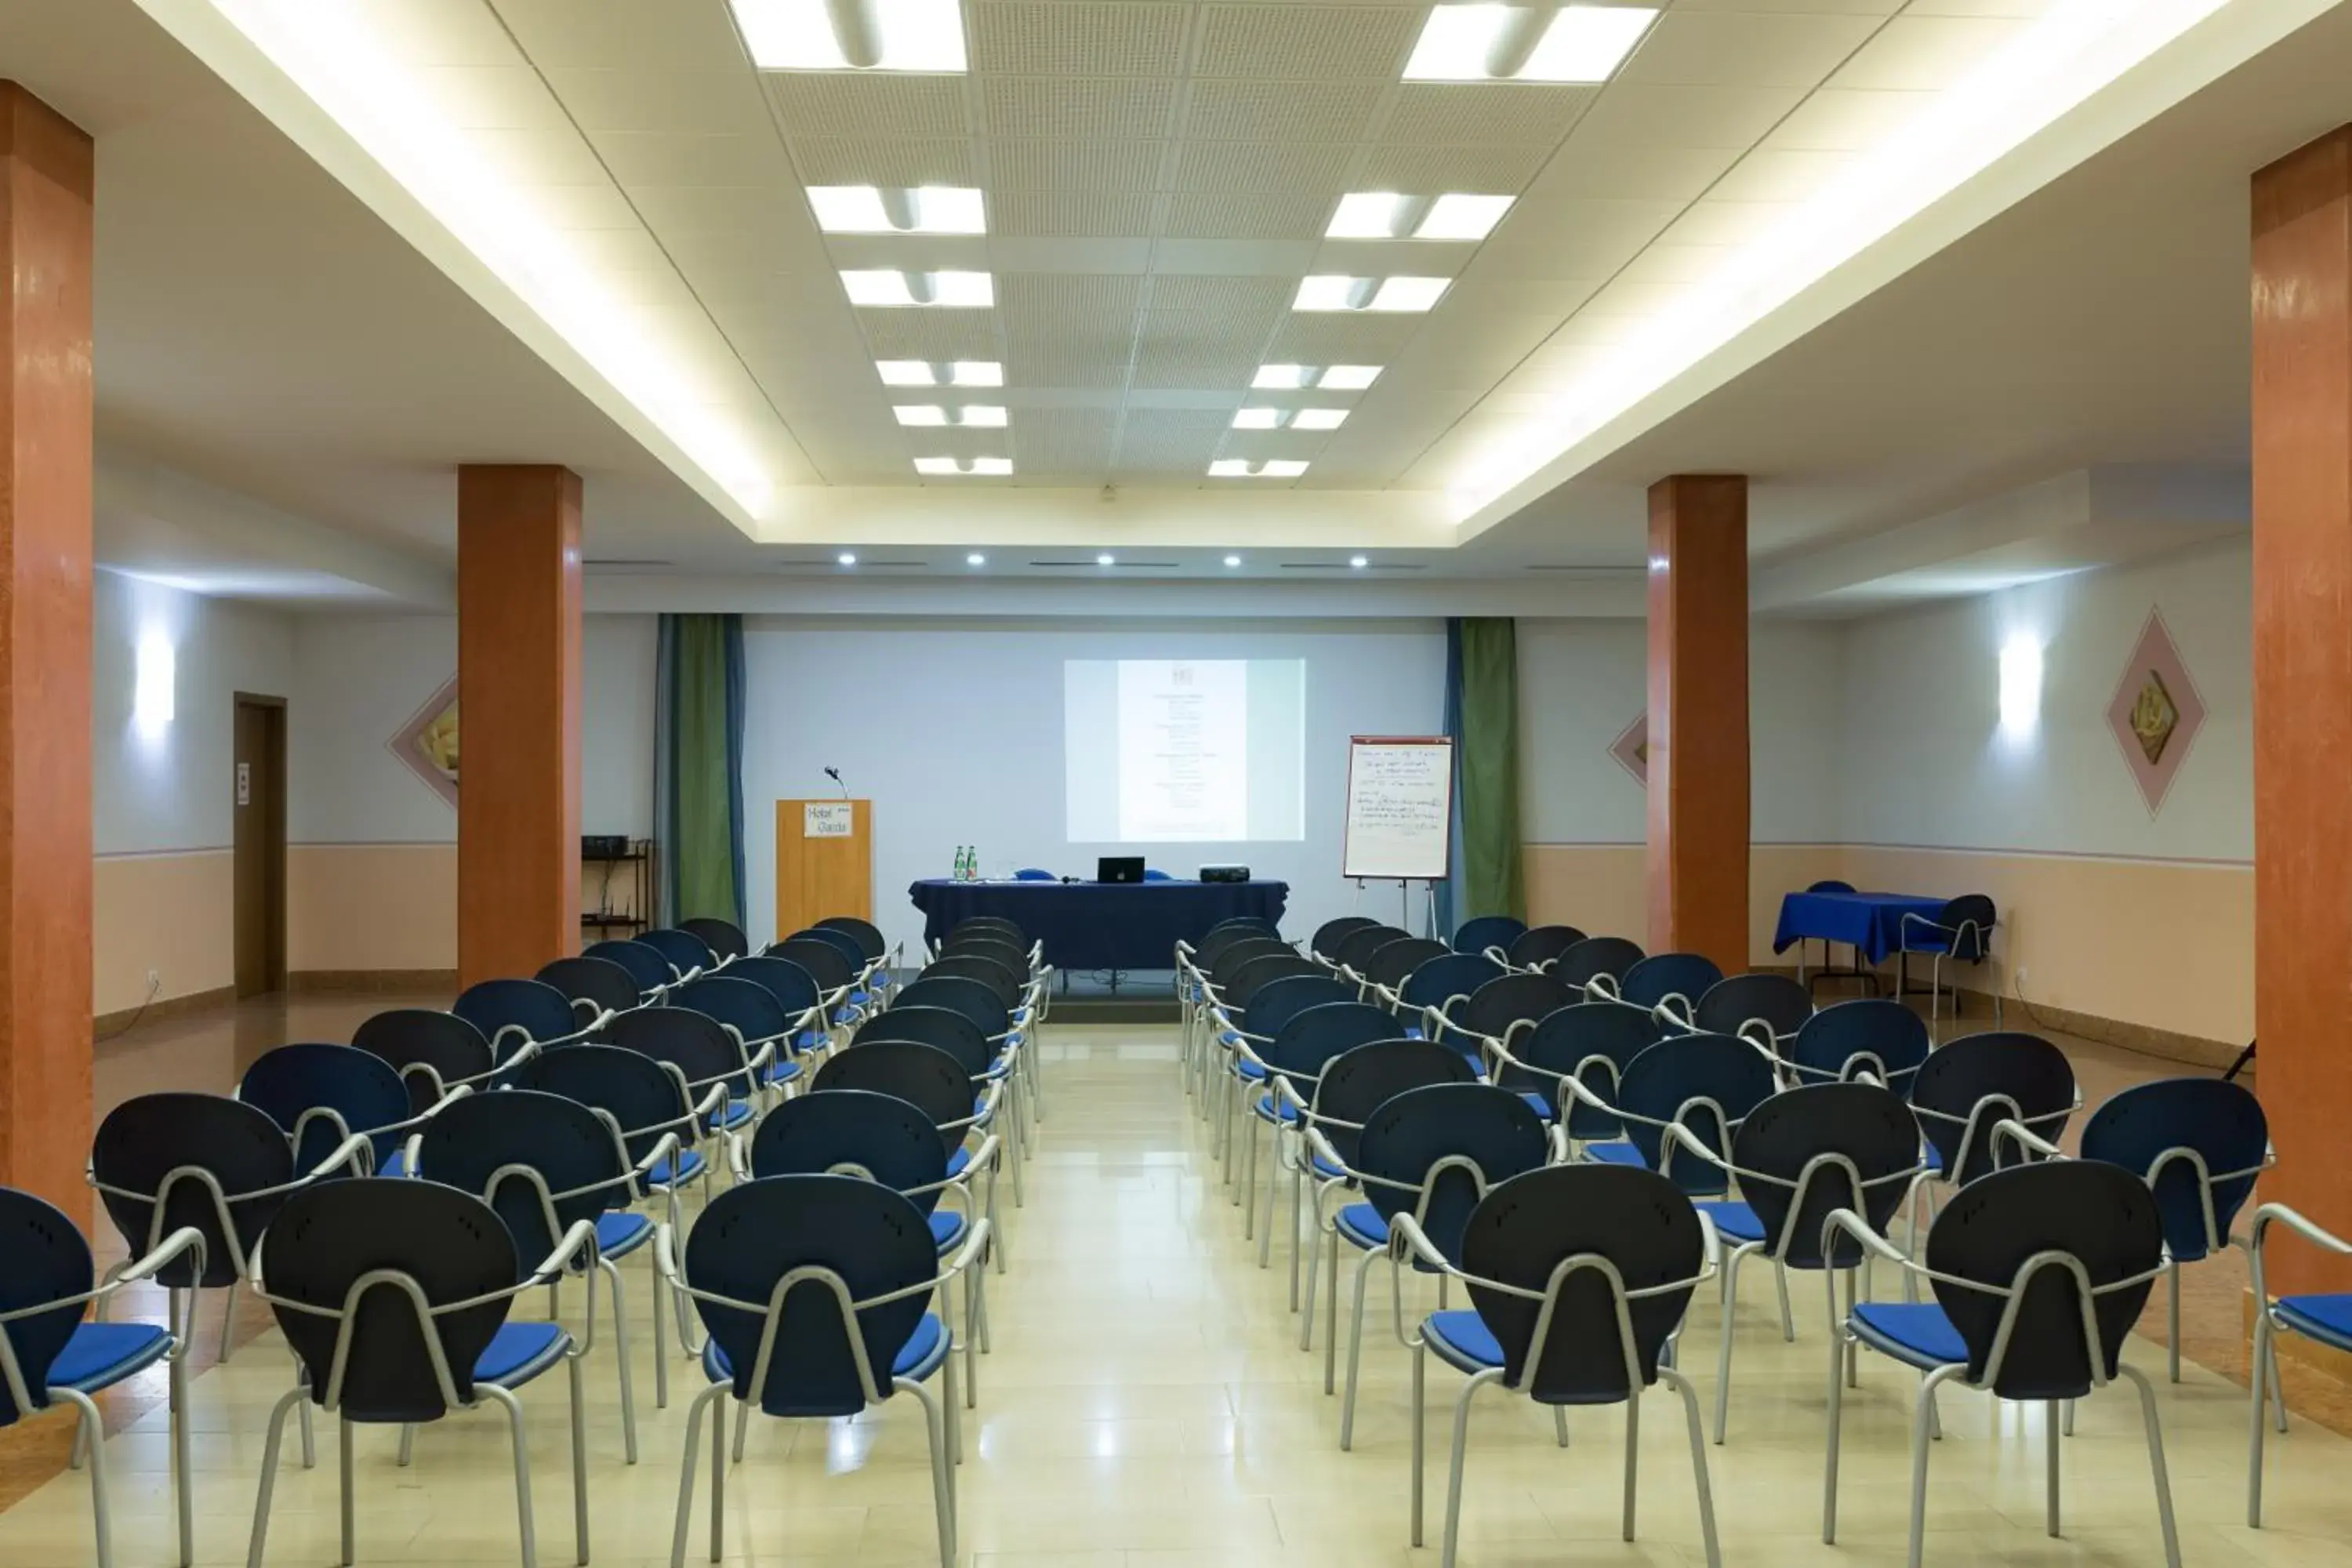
xmin=146 ymin=968 xmax=159 ymax=993
xmin=2015 ymin=966 xmax=2028 ymax=986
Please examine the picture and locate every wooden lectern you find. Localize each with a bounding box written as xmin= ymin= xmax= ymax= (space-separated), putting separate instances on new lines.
xmin=775 ymin=799 xmax=873 ymax=937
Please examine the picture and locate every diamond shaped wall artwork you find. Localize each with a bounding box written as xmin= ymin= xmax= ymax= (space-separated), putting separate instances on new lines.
xmin=2104 ymin=611 xmax=2205 ymax=815
xmin=390 ymin=674 xmax=459 ymax=808
xmin=1610 ymin=713 xmax=1648 ymax=787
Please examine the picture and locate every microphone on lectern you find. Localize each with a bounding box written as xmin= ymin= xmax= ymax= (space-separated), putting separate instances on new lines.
xmin=823 ymin=766 xmax=848 ymax=800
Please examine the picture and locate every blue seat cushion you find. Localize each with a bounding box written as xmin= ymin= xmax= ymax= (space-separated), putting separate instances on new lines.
xmin=648 ymin=1149 xmax=704 ymax=1187
xmin=1695 ymin=1200 xmax=1766 ymax=1245
xmin=596 ymin=1211 xmax=653 ymax=1258
xmin=1236 ymin=1059 xmax=1268 ymax=1082
xmin=1423 ymin=1310 xmax=1504 ymax=1374
xmin=763 ymin=1058 xmax=803 ymax=1087
xmin=710 ymin=1100 xmax=753 ymax=1132
xmin=1519 ymin=1091 xmax=1553 ymax=1120
xmin=475 ymin=1323 xmax=571 ymax=1388
xmin=2276 ymin=1294 xmax=2352 ymax=1351
xmin=1311 ymin=1149 xmax=1347 ymax=1181
xmin=1849 ymin=1302 xmax=1966 ymax=1371
xmin=1254 ymin=1092 xmax=1300 ymax=1124
xmin=47 ymin=1323 xmax=173 ymax=1394
xmin=928 ymin=1211 xmax=966 ymax=1251
xmin=702 ymin=1312 xmax=949 ymax=1388
xmin=377 ymin=1148 xmax=410 ymax=1179
xmin=1335 ymin=1203 xmax=1388 ymax=1250
xmin=848 ymin=990 xmax=873 ymax=1007
xmin=1582 ymin=1142 xmax=1646 ymax=1168
xmin=833 ymin=1007 xmax=859 ymax=1027
xmin=946 ymin=1146 xmax=971 ymax=1178
xmin=793 ymin=1030 xmax=823 ymax=1054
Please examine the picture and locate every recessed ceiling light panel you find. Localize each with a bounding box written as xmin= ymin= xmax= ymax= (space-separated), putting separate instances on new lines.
xmin=731 ymin=0 xmax=969 ymax=74
xmin=1326 ymin=191 xmax=1513 ymax=241
xmin=1252 ymin=364 xmax=1308 ymax=389
xmin=894 ymin=405 xmax=1007 ymax=426
xmin=808 ymin=185 xmax=985 ymax=234
xmin=840 ymin=269 xmax=993 ymax=307
xmin=1291 ymin=408 xmax=1348 ymax=430
xmin=1294 ymin=275 xmax=1449 ymax=313
xmin=1403 ymin=5 xmax=1656 ymax=84
xmin=914 ymin=456 xmax=1013 ymax=476
xmin=1232 ymin=408 xmax=1282 ymax=430
xmin=1415 ymin=193 xmax=1515 ymax=241
xmin=1209 ymin=459 xmax=1310 ymax=478
xmin=1320 ymin=365 xmax=1382 ymax=390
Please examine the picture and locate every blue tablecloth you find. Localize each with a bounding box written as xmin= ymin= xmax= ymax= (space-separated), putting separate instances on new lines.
xmin=1772 ymin=891 xmax=1948 ymax=966
xmin=908 ymin=879 xmax=1290 ymax=971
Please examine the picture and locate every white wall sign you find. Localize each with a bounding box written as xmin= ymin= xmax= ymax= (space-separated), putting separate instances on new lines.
xmin=804 ymin=801 xmax=855 ymax=838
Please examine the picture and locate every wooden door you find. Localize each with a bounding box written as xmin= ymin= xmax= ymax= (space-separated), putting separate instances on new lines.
xmin=234 ymin=694 xmax=287 ymax=996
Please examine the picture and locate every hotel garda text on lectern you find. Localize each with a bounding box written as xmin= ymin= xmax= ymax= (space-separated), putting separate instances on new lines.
xmin=775 ymin=799 xmax=874 ymax=938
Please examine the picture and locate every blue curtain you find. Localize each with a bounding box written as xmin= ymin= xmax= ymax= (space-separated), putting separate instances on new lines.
xmin=655 ymin=613 xmax=748 ymax=929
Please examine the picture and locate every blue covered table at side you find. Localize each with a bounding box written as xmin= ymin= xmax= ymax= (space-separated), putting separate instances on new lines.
xmin=1771 ymin=889 xmax=1947 ymax=967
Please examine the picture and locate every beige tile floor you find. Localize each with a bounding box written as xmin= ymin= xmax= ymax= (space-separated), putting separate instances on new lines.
xmin=2 ymin=1021 xmax=2348 ymax=1567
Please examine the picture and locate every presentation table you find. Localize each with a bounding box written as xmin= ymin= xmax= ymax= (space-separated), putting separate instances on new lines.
xmin=908 ymin=878 xmax=1290 ymax=971
xmin=1771 ymin=889 xmax=1949 ymax=967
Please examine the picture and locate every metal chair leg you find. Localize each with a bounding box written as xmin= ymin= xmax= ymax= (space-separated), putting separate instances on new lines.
xmin=568 ymin=1356 xmax=590 ymax=1565
xmin=245 ymin=1388 xmax=309 ymax=1568
xmin=667 ymin=1385 xmax=726 ymax=1568
xmin=1823 ymin=1317 xmax=1848 ymax=1543
xmin=2117 ymin=1363 xmax=2183 ymax=1568
xmin=1907 ymin=1366 xmax=1963 ymax=1568
xmin=1713 ymin=1246 xmax=1745 ymax=1443
xmin=709 ymin=1388 xmax=726 ymax=1563
xmin=600 ymin=1256 xmax=640 ymax=1463
xmin=1409 ymin=1341 xmax=1427 ymax=1548
xmin=2249 ymin=1310 xmax=2273 ymax=1526
xmin=2045 ymin=1399 xmax=2061 ymax=1537
xmin=1622 ymin=1382 xmax=1641 ymax=1542
xmin=1339 ymin=1247 xmax=1379 ymax=1449
xmin=479 ymin=1384 xmax=539 ymax=1568
xmin=897 ymin=1379 xmax=956 ymax=1568
xmin=2167 ymin=1258 xmax=2181 ymax=1384
xmin=169 ymin=1290 xmax=192 ymax=1568
xmin=1661 ymin=1367 xmax=1723 ymax=1568
xmin=1439 ymin=1368 xmax=1502 ymax=1568
xmin=219 ymin=1279 xmax=240 ymax=1363
xmin=57 ymin=1390 xmax=114 ymax=1568
xmin=339 ymin=1415 xmax=355 ymax=1566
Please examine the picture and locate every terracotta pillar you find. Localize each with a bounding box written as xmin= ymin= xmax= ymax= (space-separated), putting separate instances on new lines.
xmin=457 ymin=465 xmax=581 ymax=988
xmin=0 ymin=84 xmax=93 ymax=1225
xmin=1646 ymin=474 xmax=1749 ymax=971
xmin=2252 ymin=127 xmax=2352 ymax=1294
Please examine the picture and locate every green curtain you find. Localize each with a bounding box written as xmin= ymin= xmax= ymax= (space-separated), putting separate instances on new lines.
xmin=660 ymin=613 xmax=747 ymax=927
xmin=1457 ymin=616 xmax=1524 ymax=921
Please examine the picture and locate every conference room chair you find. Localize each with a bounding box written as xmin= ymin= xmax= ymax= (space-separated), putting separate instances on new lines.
xmin=674 ymin=974 xmax=800 ymax=1102
xmin=720 ymin=953 xmax=830 ymax=1085
xmin=1330 ymin=922 xmax=1410 ymax=995
xmin=1231 ymin=1000 xmax=1399 ymax=1277
xmin=1692 ymin=972 xmax=1814 ymax=1058
xmin=1202 ymin=914 xmax=1279 ymax=942
xmin=895 ymin=973 xmax=1038 ymax=1149
xmin=1795 ymin=877 xmax=1860 ymax=987
xmin=1554 ymin=934 xmax=1646 ymax=994
xmin=1613 ymin=951 xmax=1726 ymax=1027
xmin=1310 ymin=915 xmax=1381 ymax=962
xmin=537 ymin=954 xmax=646 ymax=1027
xmin=1573 ymin=1033 xmax=1779 ymax=1196
xmin=766 ymin=934 xmax=859 ymax=1025
xmin=1393 ymin=1163 xmax=1722 ymax=1568
xmin=848 ymin=1009 xmax=1014 ymax=1246
xmin=2245 ymin=1199 xmax=2352 ymax=1527
xmin=1823 ymin=1160 xmax=2180 ymax=1568
xmin=641 ymin=925 xmax=720 ymax=983
xmin=658 ymin=1174 xmax=976 ymax=1568
xmin=791 ymin=922 xmax=884 ymax=998
xmin=1487 ymin=997 xmax=1662 ymax=1136
xmin=243 ymin=1180 xmax=596 ymax=1568
xmin=238 ymin=1040 xmax=427 ymax=1177
xmin=1895 ymin=892 xmax=2002 ymax=1036
xmin=681 ymin=916 xmax=750 ymax=962
xmin=1451 ymin=913 xmax=1526 ymax=959
xmin=583 ymin=937 xmax=681 ymax=1001
xmin=0 ymin=1188 xmax=204 ymax=1568
xmin=1313 ymin=1082 xmax=1553 ymax=1451
xmin=1143 ymin=866 xmax=1174 ymax=881
xmin=811 ymin=1040 xmax=1006 ymax=1211
xmin=1211 ymin=972 xmax=1353 ymax=1167
xmin=1910 ymin=1030 xmax=2078 ymax=1190
xmin=1454 ymin=971 xmax=1577 ymax=1069
xmin=1663 ymin=1081 xmax=1924 ymax=1442
xmin=744 ymin=1089 xmax=993 ymax=1421
xmin=1785 ymin=997 xmax=1933 ymax=1098
xmin=1180 ymin=930 xmax=1290 ymax=1094
xmin=1359 ymin=934 xmax=1447 ymax=1011
xmin=921 ymin=952 xmax=1023 ymax=1012
xmin=411 ymin=1088 xmax=649 ymax=1464
xmin=1397 ymin=951 xmax=1504 ymax=1061
xmin=352 ymin=1007 xmax=506 ymax=1114
xmin=91 ymin=1092 xmax=371 ymax=1370
xmin=452 ymin=976 xmax=597 ymax=1061
xmin=1503 ymin=922 xmax=1586 ymax=972
xmin=816 ymin=913 xmax=896 ymax=1000
xmin=1012 ymin=866 xmax=1055 ymax=881
xmin=606 ymin=1007 xmax=767 ymax=1185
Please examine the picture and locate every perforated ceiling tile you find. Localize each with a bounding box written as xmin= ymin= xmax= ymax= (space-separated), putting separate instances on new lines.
xmin=1194 ymin=5 xmax=1423 ymax=80
xmin=1358 ymin=143 xmax=1552 ymax=193
xmin=981 ymin=75 xmax=1178 ymax=140
xmin=1174 ymin=141 xmax=1354 ymax=195
xmin=991 ymin=139 xmax=1169 ymax=190
xmin=1264 ymin=311 xmax=1425 ymax=361
xmin=1381 ymin=84 xmax=1601 ymax=147
xmin=1161 ymin=191 xmax=1325 ymax=240
xmin=1145 ymin=274 xmax=1294 ymax=319
xmin=1114 ymin=408 xmax=1230 ymax=470
xmin=970 ymin=2 xmax=1192 ymax=77
xmin=1004 ymin=332 xmax=1136 ymax=388
xmin=998 ymin=273 xmax=1146 ymax=338
xmin=788 ymin=138 xmax=979 ymax=187
xmin=1130 ymin=335 xmax=1267 ymax=390
xmin=764 ymin=74 xmax=971 ymax=139
xmin=1011 ymin=408 xmax=1120 ymax=474
xmin=993 ymin=191 xmax=1160 ymax=238
xmin=1182 ymin=78 xmax=1385 ymax=143
xmin=855 ymin=310 xmax=1004 ymax=361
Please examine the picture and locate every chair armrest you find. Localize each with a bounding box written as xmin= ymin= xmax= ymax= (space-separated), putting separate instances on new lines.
xmin=113 ymin=1225 xmax=209 ymax=1290
xmin=301 ymin=1131 xmax=376 ymax=1183
xmin=2250 ymin=1202 xmax=2352 ymax=1263
xmin=524 ymin=1218 xmax=603 ymax=1287
xmin=1385 ymin=1210 xmax=1458 ymax=1276
xmin=1988 ymin=1116 xmax=2063 ymax=1164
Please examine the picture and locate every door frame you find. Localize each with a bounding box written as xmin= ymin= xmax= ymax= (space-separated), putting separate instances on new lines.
xmin=233 ymin=691 xmax=288 ymax=996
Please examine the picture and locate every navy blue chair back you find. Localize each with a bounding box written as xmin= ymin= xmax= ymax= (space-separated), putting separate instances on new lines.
xmin=811 ymin=1042 xmax=975 ymax=1155
xmin=1507 ymin=924 xmax=1586 ymax=970
xmin=1788 ymin=999 xmax=1931 ymax=1097
xmin=2080 ymin=1077 xmax=2268 ymax=1262
xmin=815 ymin=916 xmax=886 ymax=960
xmin=1732 ymin=1083 xmax=1920 ymax=1269
xmin=949 ymin=916 xmax=1024 ymax=944
xmin=677 ymin=975 xmax=793 ymax=1055
xmin=1926 ymin=1160 xmax=2161 ymax=1399
xmin=605 ymin=1007 xmax=755 ymax=1104
xmin=1460 ymin=1165 xmax=1702 ymax=1403
xmin=1333 ymin=924 xmax=1409 ymax=974
xmin=582 ymin=939 xmax=673 ymax=996
xmin=1555 ymin=935 xmax=1645 ymax=990
xmin=535 ymin=956 xmax=641 ymax=1020
xmin=452 ymin=978 xmax=577 ymax=1056
xmin=686 ymin=1175 xmax=936 ymax=1417
xmin=1459 ymin=973 xmax=1577 ymax=1048
xmin=353 ymin=1008 xmax=495 ymax=1114
xmin=894 ymin=975 xmax=1010 ymax=1038
xmin=789 ymin=925 xmax=869 ymax=975
xmin=1258 ymin=1003 xmax=1403 ymax=1092
xmin=920 ymin=953 xmax=1021 ymax=1008
xmin=726 ymin=956 xmax=821 ymax=1023
xmin=1929 ymin=894 xmax=1997 ymax=963
xmin=1365 ymin=936 xmax=1447 ymax=993
xmin=241 ymin=1043 xmax=412 ymax=1172
xmin=1498 ymin=1001 xmax=1663 ymax=1138
xmin=1454 ymin=915 xmax=1526 ymax=956
xmin=1203 ymin=916 xmax=1278 ymax=942
xmin=1911 ymin=1031 xmax=2076 ymax=1187
xmin=93 ymin=1094 xmax=296 ymax=1290
xmin=1311 ymin=916 xmax=1381 ymax=961
xmin=1619 ymin=952 xmax=1725 ymax=1013
xmin=513 ymin=1044 xmax=696 ymax=1182
xmin=854 ymin=1007 xmax=993 ymax=1078
xmin=747 ymin=1091 xmax=946 ymax=1215
xmin=263 ymin=1180 xmax=517 ymax=1423
xmin=1399 ymin=953 xmax=1505 ymax=1014
xmin=1194 ymin=924 xmax=1270 ymax=968
xmin=1354 ymin=1083 xmax=1550 ymax=1270
xmin=416 ymin=1091 xmax=627 ymax=1267
xmin=1206 ymin=935 xmax=1289 ymax=987
xmin=1693 ymin=973 xmax=1813 ymax=1044
xmin=1306 ymin=1042 xmax=1478 ymax=1170
xmin=770 ymin=936 xmax=853 ymax=993
xmin=1229 ymin=951 xmax=1323 ymax=1007
xmin=1614 ymin=1034 xmax=1779 ymax=1196
xmin=1806 ymin=879 xmax=1855 ymax=894
xmin=640 ymin=927 xmax=720 ymax=978
xmin=1237 ymin=975 xmax=1355 ymax=1042
xmin=681 ymin=917 xmax=750 ymax=962
xmin=0 ymin=1188 xmax=97 ymax=1425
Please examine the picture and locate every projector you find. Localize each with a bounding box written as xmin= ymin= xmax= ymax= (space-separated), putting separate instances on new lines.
xmin=1200 ymin=864 xmax=1251 ymax=884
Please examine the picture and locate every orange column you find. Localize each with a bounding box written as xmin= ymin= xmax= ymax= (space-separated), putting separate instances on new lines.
xmin=2252 ymin=128 xmax=2352 ymax=1294
xmin=1646 ymin=474 xmax=1749 ymax=971
xmin=0 ymin=84 xmax=93 ymax=1225
xmin=456 ymin=465 xmax=582 ymax=988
